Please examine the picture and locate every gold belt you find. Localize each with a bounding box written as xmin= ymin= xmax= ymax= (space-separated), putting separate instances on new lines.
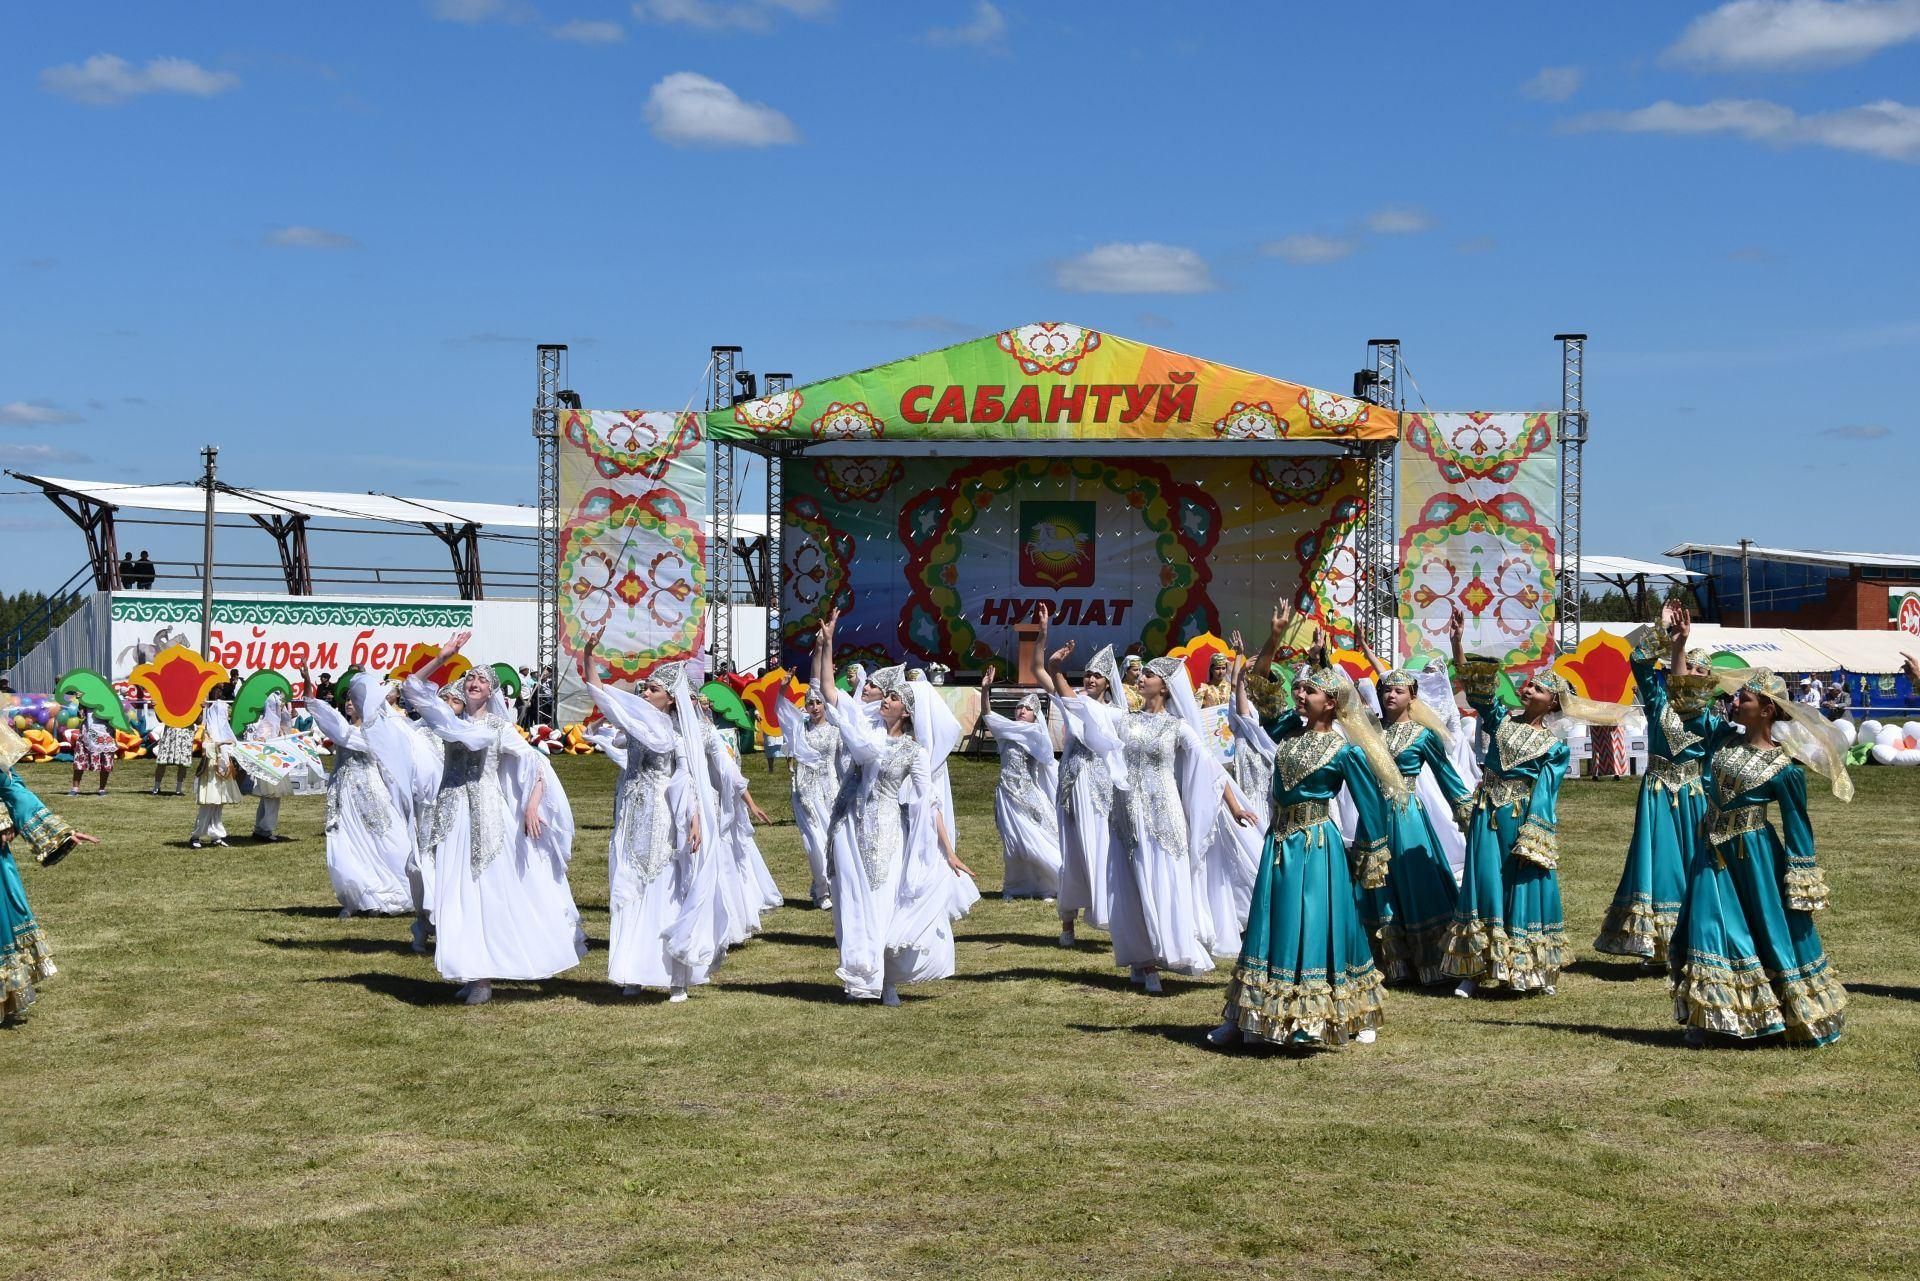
xmin=1707 ymin=803 xmax=1768 ymax=848
xmin=1473 ymin=775 xmax=1530 ymax=820
xmin=1271 ymin=799 xmax=1331 ymax=842
xmin=1647 ymin=757 xmax=1703 ymax=796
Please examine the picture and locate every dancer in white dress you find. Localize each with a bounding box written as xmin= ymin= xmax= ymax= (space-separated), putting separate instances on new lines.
xmin=814 ymin=611 xmax=974 ymax=1005
xmin=246 ymin=691 xmax=295 ymax=842
xmin=408 ymin=633 xmax=583 ymax=1005
xmin=978 ymin=668 xmax=1063 ymax=901
xmin=774 ymin=679 xmax=840 ymax=910
xmin=697 ymin=699 xmax=782 ymax=945
xmin=189 ymin=697 xmax=244 ymax=849
xmin=1036 ymin=611 xmax=1126 ymax=949
xmin=302 ymin=672 xmax=414 ymax=918
xmin=581 ymin=642 xmax=723 ymax=1001
xmin=1079 ymin=655 xmax=1258 ymax=991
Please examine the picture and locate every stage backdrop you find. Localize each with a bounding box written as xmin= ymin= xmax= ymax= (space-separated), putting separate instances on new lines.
xmin=1396 ymin=411 xmax=1561 ymax=672
xmin=779 ymin=453 xmax=1366 ymax=671
xmin=556 ymin=409 xmax=709 ymax=722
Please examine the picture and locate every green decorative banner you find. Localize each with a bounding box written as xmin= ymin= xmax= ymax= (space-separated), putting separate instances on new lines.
xmin=112 ymin=597 xmax=472 ymax=628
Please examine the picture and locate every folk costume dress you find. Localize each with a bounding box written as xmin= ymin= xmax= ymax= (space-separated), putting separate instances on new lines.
xmin=246 ymin=692 xmax=296 ymax=838
xmin=1440 ymin=670 xmax=1574 ymax=994
xmin=192 ymin=700 xmax=245 ymax=844
xmin=1053 ymin=645 xmax=1128 ymax=933
xmin=1218 ymin=673 xmax=1401 ymax=1046
xmin=775 ymin=697 xmax=841 ymax=907
xmin=982 ymin=696 xmax=1065 ymax=901
xmin=589 ymin=671 xmax=725 ymax=993
xmin=404 ymin=676 xmax=585 ymax=986
xmin=1363 ymin=684 xmax=1473 ymax=986
xmin=703 ymin=719 xmax=783 ymax=946
xmin=1594 ymin=635 xmax=1711 ymax=962
xmin=1 ymin=746 xmax=75 ymax=1019
xmin=72 ymin=710 xmax=119 ymax=777
xmin=305 ymin=678 xmax=415 ymax=917
xmin=1668 ymin=669 xmax=1851 ymax=1046
xmin=822 ymin=681 xmax=962 ymax=1001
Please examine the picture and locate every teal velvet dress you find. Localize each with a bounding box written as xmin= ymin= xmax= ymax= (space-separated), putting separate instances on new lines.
xmin=1221 ymin=719 xmax=1394 ymax=1046
xmin=1440 ymin=691 xmax=1571 ymax=993
xmin=1361 ymin=721 xmax=1472 ymax=985
xmin=1594 ymin=648 xmax=1705 ymax=962
xmin=1 ymin=767 xmax=71 ymax=1020
xmin=1668 ymin=725 xmax=1846 ymax=1046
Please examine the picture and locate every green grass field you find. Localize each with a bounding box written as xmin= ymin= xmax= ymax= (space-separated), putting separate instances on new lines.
xmin=6 ymin=755 xmax=1918 ymax=1280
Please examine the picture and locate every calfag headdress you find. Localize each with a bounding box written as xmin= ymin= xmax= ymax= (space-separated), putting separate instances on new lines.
xmin=1715 ymin=666 xmax=1854 ymax=801
xmin=1144 ymin=656 xmax=1184 ymax=681
xmin=867 ymin=664 xmax=907 ymax=696
xmin=1377 ymin=667 xmax=1451 ymax=745
xmin=1085 ymin=645 xmax=1128 ymax=711
xmin=1288 ymin=664 xmax=1410 ymax=805
xmin=1017 ymin=691 xmax=1044 ymax=718
xmin=1520 ymin=667 xmax=1630 ymax=729
xmin=646 ymin=661 xmax=691 ymax=697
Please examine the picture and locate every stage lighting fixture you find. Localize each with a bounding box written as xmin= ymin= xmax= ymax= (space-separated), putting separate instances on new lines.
xmin=557 ymin=389 xmax=582 ymax=409
xmin=1352 ymin=369 xmax=1380 ymax=399
xmin=731 ymin=370 xmax=759 ymax=406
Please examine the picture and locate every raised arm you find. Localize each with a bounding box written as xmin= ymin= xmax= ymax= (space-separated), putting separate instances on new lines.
xmin=1254 ymin=599 xmax=1294 ymax=674
xmin=1042 ymin=639 xmax=1077 ymax=699
xmin=812 ymin=609 xmax=842 ymax=707
xmin=303 ymin=694 xmax=363 ymax=751
xmin=415 ymin=631 xmax=472 ymax=687
xmin=402 ymin=676 xmax=496 ymax=749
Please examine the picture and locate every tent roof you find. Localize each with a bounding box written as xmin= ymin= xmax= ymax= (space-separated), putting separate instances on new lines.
xmin=1667 ymin=542 xmax=1920 ymax=572
xmin=11 ymin=472 xmax=539 ymax=530
xmin=1786 ymin=629 xmax=1919 ymax=675
xmin=706 ymin=321 xmax=1398 ymax=447
xmin=1577 ymin=554 xmax=1700 ymax=580
xmin=1573 ymin=622 xmax=1917 ymax=673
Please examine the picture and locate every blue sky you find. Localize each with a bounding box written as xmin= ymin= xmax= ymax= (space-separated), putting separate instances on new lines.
xmin=3 ymin=0 xmax=1917 ymax=593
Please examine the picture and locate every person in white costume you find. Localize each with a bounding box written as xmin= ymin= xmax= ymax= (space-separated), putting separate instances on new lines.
xmin=301 ymin=671 xmax=414 ymax=919
xmin=189 ymin=696 xmax=243 ymax=849
xmin=1036 ymin=611 xmax=1127 ymax=949
xmin=581 ymin=640 xmax=723 ymax=1002
xmin=695 ymin=697 xmax=783 ymax=945
xmin=774 ymin=679 xmax=841 ymax=910
xmin=977 ymin=668 xmax=1064 ymax=902
xmin=813 ymin=610 xmax=974 ymax=1005
xmin=1076 ymin=653 xmax=1259 ymax=992
xmin=407 ymin=633 xmax=583 ymax=1005
xmin=245 ymin=690 xmax=295 ymax=843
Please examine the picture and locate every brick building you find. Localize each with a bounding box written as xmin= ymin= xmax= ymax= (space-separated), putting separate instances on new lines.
xmin=1667 ymin=544 xmax=1920 ymax=634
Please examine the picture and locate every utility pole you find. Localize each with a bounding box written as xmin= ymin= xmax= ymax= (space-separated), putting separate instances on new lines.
xmin=1738 ymin=537 xmax=1753 ymax=628
xmin=200 ymin=445 xmax=218 ymax=655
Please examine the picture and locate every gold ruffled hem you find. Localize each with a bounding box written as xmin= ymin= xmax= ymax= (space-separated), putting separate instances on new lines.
xmin=1223 ymin=965 xmax=1385 ymax=1046
xmin=1594 ymin=898 xmax=1679 ymax=962
xmin=1440 ymin=917 xmax=1568 ymax=991
xmin=1374 ymin=917 xmax=1453 ymax=986
xmin=1776 ymin=967 xmax=1847 ymax=1046
xmin=1784 ymin=866 xmax=1831 ymax=914
xmin=1511 ymin=819 xmax=1558 ymax=870
xmin=2 ymin=925 xmax=55 ymax=1020
xmin=1671 ymin=954 xmax=1847 ymax=1045
xmin=1352 ymin=838 xmax=1390 ymax=892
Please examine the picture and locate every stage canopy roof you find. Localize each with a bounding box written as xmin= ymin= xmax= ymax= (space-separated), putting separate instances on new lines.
xmin=10 ymin=473 xmax=539 ymax=530
xmin=705 ymin=321 xmax=1398 ymax=448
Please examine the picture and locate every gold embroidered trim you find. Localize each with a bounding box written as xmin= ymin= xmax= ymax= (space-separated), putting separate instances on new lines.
xmin=1495 ymin=719 xmax=1556 ymax=773
xmin=1275 ymin=730 xmax=1343 ymax=793
xmin=1472 ymin=774 xmax=1531 ymax=819
xmin=1594 ymin=896 xmax=1679 ymax=962
xmin=1711 ymin=742 xmax=1788 ymax=809
xmin=1708 ymin=803 xmax=1767 ymax=848
xmin=1270 ymin=799 xmax=1331 ymax=841
xmin=1646 ymin=756 xmax=1703 ymax=796
xmin=1784 ymin=866 xmax=1831 ymax=913
xmin=1511 ymin=818 xmax=1558 ymax=869
xmin=1351 ymin=837 xmax=1391 ymax=891
xmin=1382 ymin=720 xmax=1422 ymax=758
xmin=1658 ymin=705 xmax=1703 ymax=757
xmin=1440 ymin=917 xmax=1568 ymax=991
xmin=1222 ymin=961 xmax=1385 ymax=1046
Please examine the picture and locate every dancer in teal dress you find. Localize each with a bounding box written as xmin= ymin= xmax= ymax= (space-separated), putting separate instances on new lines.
xmin=1594 ymin=603 xmax=1711 ymax=966
xmin=1440 ymin=607 xmax=1622 ymax=997
xmin=1664 ymin=611 xmax=1852 ymax=1047
xmin=1 ymin=728 xmax=100 ymax=1022
xmin=1354 ymin=643 xmax=1473 ymax=986
xmin=1208 ymin=655 xmax=1405 ymax=1049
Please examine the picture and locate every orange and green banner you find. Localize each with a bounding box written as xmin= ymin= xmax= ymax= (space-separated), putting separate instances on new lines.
xmin=708 ymin=322 xmax=1398 ymax=445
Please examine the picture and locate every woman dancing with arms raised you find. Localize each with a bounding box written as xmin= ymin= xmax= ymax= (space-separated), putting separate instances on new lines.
xmin=978 ymin=662 xmax=1064 ymax=903
xmin=300 ymin=669 xmax=414 ymax=921
xmin=406 ymin=632 xmax=583 ymax=1005
xmin=814 ymin=610 xmax=972 ymax=1005
xmin=1665 ymin=608 xmax=1852 ymax=1047
xmin=1034 ymin=605 xmax=1124 ymax=949
xmin=775 ymin=677 xmax=840 ymax=910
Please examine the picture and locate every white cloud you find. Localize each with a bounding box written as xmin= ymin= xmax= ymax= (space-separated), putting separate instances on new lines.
xmin=1365 ymin=206 xmax=1433 ymax=235
xmin=1520 ymin=66 xmax=1584 ymax=102
xmin=643 ymin=72 xmax=799 ymax=147
xmin=1260 ymin=233 xmax=1358 ymax=264
xmin=40 ymin=54 xmax=239 ymax=106
xmin=1666 ymin=0 xmax=1920 ymax=69
xmin=429 ymin=0 xmax=537 ymax=22
xmin=1566 ymin=97 xmax=1920 ymax=162
xmin=1053 ymin=243 xmax=1215 ymax=294
xmin=631 ymin=0 xmax=832 ymax=32
xmin=927 ymin=1 xmax=1006 ymax=47
xmin=1819 ymin=423 xmax=1891 ymax=438
xmin=263 ymin=226 xmax=362 ymax=250
xmin=552 ymin=18 xmax=626 ymax=42
xmin=0 ymin=442 xmax=91 ymax=466
xmin=0 ymin=401 xmax=85 ymax=426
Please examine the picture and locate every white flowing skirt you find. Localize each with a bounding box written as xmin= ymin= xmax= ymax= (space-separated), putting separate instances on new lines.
xmin=995 ymin=789 xmax=1063 ymax=900
xmin=791 ymin=781 xmax=832 ymax=904
xmin=431 ymin=811 xmax=586 ymax=984
xmin=1413 ymin=765 xmax=1468 ymax=882
xmin=828 ymin=811 xmax=955 ymax=998
xmin=1104 ymin=808 xmax=1215 ymax=976
xmin=326 ymin=784 xmax=414 ymax=915
xmin=608 ymin=851 xmax=718 ymax=990
xmin=1057 ymin=781 xmax=1113 ymax=928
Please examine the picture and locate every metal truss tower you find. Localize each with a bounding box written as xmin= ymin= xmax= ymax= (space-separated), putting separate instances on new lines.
xmin=1555 ymin=334 xmax=1588 ymax=657
xmin=762 ymin=371 xmax=792 ymax=672
xmin=1360 ymin=339 xmax=1401 ymax=657
xmin=533 ymin=343 xmax=565 ymax=693
xmin=708 ymin=346 xmax=742 ymax=674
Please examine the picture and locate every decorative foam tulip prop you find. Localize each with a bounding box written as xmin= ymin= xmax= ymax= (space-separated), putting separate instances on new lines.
xmin=230 ymin=670 xmax=294 ymax=739
xmin=1168 ymin=632 xmax=1234 ymax=691
xmin=491 ymin=664 xmax=522 ymax=701
xmin=1553 ymin=632 xmax=1636 ymax=706
xmin=55 ymin=668 xmax=134 ymax=733
xmin=701 ymin=681 xmax=755 ymax=740
xmin=388 ymin=643 xmax=470 ymax=689
xmin=125 ymin=645 xmax=226 ymax=729
xmin=738 ymin=668 xmax=794 ymax=738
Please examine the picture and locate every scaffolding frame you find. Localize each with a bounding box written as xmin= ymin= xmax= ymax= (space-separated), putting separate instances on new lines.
xmin=1357 ymin=339 xmax=1401 ymax=657
xmin=1555 ymin=334 xmax=1587 ymax=657
xmin=533 ymin=344 xmax=565 ymax=688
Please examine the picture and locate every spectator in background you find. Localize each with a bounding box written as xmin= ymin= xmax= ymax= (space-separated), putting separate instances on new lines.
xmin=117 ymin=553 xmax=136 ymax=588
xmin=1796 ymin=676 xmax=1823 ymax=709
xmin=1820 ymin=678 xmax=1850 ymax=721
xmin=313 ymin=672 xmax=336 ymax=705
xmin=133 ymin=550 xmax=156 ymax=588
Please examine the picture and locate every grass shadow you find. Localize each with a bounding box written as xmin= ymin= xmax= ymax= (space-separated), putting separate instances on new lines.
xmin=781 ymin=896 xmax=826 ymax=912
xmin=751 ymin=930 xmax=836 ymax=950
xmin=261 ymin=935 xmax=418 ymax=957
xmin=1483 ymin=1018 xmax=1682 ymax=1049
xmin=314 ymin=972 xmax=644 ymax=1007
xmin=1566 ymin=957 xmax=1666 ymax=984
xmin=947 ymin=965 xmax=1212 ymax=996
xmin=1065 ymin=1021 xmax=1314 ymax=1058
xmin=960 ymin=930 xmax=1102 ymax=951
xmin=724 ymin=978 xmax=857 ymax=1005
xmin=1849 ymin=983 xmax=1920 ymax=1003
xmin=230 ymin=905 xmax=351 ymax=919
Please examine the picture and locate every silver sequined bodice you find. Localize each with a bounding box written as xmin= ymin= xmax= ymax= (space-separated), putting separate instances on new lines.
xmin=1115 ymin=712 xmax=1188 ymax=860
xmin=830 ymin=734 xmax=920 ymax=888
xmin=1000 ymin=741 xmax=1053 ymax=825
xmin=325 ymin=746 xmax=394 ymax=839
xmin=429 ymin=713 xmax=511 ymax=880
xmin=790 ymin=720 xmax=842 ymax=816
xmin=614 ymin=741 xmax=679 ymax=886
xmin=1057 ymin=735 xmax=1113 ymax=817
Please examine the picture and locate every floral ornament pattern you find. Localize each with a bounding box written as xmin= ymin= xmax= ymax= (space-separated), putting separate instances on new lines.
xmin=814 ymin=455 xmax=904 ymax=504
xmin=779 ymin=494 xmax=856 ymax=655
xmin=560 ymin=409 xmax=700 ymax=480
xmin=387 ymin=644 xmax=470 ymax=688
xmin=732 ymin=390 xmax=803 ymax=436
xmin=1404 ymin=411 xmax=1554 ymax=485
xmin=125 ymin=644 xmax=227 ymax=729
xmin=1299 ymin=389 xmax=1368 ymax=435
xmin=1293 ymin=496 xmax=1366 ymax=649
xmin=996 ymin=322 xmax=1102 ymax=376
xmin=1253 ymin=456 xmax=1348 ymax=507
xmin=809 ymin=400 xmax=885 ymax=442
xmin=1397 ymin=492 xmax=1557 ymax=672
xmin=559 ymin=487 xmax=706 ymax=684
xmin=1211 ymin=400 xmax=1285 ymax=441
